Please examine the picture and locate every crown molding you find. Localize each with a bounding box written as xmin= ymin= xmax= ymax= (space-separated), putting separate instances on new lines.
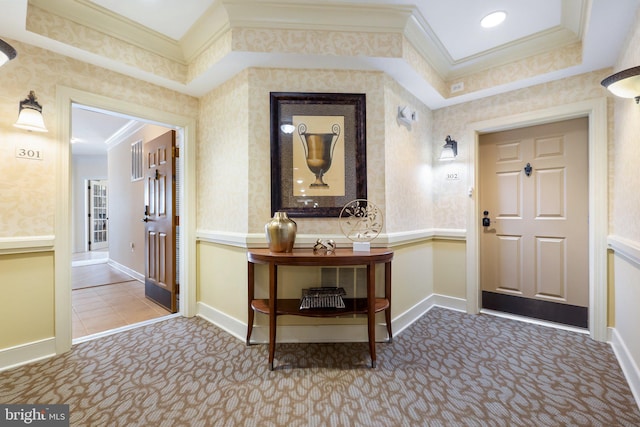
xmin=404 ymin=0 xmax=586 ymax=81
xmin=29 ymin=0 xmax=186 ymax=63
xmin=222 ymin=0 xmax=414 ymax=33
xmin=180 ymin=1 xmax=232 ymax=63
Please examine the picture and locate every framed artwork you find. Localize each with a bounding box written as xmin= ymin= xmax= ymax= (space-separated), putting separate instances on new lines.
xmin=270 ymin=92 xmax=367 ymax=217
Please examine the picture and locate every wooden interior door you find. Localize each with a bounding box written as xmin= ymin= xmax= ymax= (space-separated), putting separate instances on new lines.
xmin=479 ymin=118 xmax=588 ymax=327
xmin=144 ymin=130 xmax=177 ymax=312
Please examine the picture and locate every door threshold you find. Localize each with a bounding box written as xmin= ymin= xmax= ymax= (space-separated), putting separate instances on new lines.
xmin=72 ymin=313 xmax=181 ymax=345
xmin=480 ymin=308 xmax=589 ymax=335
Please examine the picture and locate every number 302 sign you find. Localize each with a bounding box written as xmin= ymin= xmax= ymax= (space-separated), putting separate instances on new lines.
xmin=16 ymin=147 xmax=44 ymax=161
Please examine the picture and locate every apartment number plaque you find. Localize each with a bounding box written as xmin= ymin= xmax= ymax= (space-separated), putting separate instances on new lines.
xmin=16 ymin=146 xmax=43 ymax=160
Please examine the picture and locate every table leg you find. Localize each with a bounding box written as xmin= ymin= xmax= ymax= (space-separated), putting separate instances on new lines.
xmin=268 ymin=263 xmax=278 ymax=370
xmin=385 ymin=260 xmax=393 ymax=343
xmin=246 ymin=261 xmax=255 ymax=345
xmin=367 ymin=262 xmax=376 ymax=368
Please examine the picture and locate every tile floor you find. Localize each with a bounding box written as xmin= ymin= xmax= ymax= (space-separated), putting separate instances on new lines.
xmin=72 ymin=280 xmax=171 ymax=339
xmin=72 ymin=252 xmax=171 ymax=339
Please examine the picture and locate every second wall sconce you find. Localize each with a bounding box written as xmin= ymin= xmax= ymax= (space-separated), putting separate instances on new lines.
xmin=601 ymin=66 xmax=640 ymax=104
xmin=14 ymin=91 xmax=48 ymax=133
xmin=439 ymin=135 xmax=458 ymax=161
xmin=397 ymin=105 xmax=417 ymax=127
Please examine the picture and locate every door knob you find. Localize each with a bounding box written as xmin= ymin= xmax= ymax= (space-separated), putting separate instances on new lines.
xmin=482 ymin=210 xmax=491 ymax=227
xmin=142 ymin=205 xmax=150 ymax=222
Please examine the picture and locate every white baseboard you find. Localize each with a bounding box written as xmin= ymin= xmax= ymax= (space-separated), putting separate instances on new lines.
xmin=610 ymin=327 xmax=640 ymax=410
xmin=0 ymin=337 xmax=56 ymax=372
xmin=196 ymin=302 xmax=248 ymax=342
xmin=107 ymin=260 xmax=144 ymax=282
xmin=197 ymin=293 xmax=466 ymax=345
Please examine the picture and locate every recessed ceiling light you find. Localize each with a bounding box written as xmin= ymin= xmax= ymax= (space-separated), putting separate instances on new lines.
xmin=481 ymin=11 xmax=507 ymax=28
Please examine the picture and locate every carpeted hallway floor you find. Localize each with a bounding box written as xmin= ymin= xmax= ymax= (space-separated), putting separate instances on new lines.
xmin=1 ymin=308 xmax=638 ymax=426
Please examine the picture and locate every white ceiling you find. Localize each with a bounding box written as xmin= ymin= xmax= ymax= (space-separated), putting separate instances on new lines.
xmin=1 ymin=0 xmax=639 ymax=155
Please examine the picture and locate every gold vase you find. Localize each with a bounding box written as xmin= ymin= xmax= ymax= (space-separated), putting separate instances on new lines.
xmin=265 ymin=212 xmax=297 ymax=252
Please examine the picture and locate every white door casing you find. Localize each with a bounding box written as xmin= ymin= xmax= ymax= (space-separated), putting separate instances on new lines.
xmin=55 ymin=86 xmax=197 ymax=354
xmin=466 ymin=98 xmax=608 ymax=341
xmin=479 ymin=118 xmax=588 ymax=307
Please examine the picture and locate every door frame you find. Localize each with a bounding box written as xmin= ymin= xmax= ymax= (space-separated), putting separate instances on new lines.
xmin=466 ymin=98 xmax=608 ymax=341
xmin=54 ymin=86 xmax=197 ymax=354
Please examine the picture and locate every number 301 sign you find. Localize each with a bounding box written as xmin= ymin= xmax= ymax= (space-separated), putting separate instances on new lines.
xmin=16 ymin=147 xmax=43 ymax=160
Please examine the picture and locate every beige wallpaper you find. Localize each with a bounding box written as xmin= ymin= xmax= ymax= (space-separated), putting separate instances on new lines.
xmin=197 ymin=66 xmax=435 ymax=236
xmin=232 ymin=28 xmax=403 ymax=58
xmin=246 ymin=68 xmax=388 ymax=236
xmin=611 ymin=8 xmax=640 ymax=243
xmin=197 ymin=71 xmax=251 ymax=233
xmin=0 ymin=39 xmax=198 ymax=238
xmin=26 ymin=4 xmax=187 ymax=84
xmin=432 ymin=69 xmax=613 ymax=230
xmin=383 ymin=76 xmax=434 ymax=232
xmin=452 ymin=42 xmax=583 ymax=97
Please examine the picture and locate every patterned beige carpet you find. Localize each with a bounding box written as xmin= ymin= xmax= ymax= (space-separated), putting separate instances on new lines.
xmin=1 ymin=308 xmax=639 ymax=426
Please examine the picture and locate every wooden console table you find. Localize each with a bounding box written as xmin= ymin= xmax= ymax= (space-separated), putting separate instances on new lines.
xmin=246 ymin=248 xmax=393 ymax=370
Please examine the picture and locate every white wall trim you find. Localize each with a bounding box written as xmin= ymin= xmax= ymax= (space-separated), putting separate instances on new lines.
xmin=196 ymin=228 xmax=467 ymax=249
xmin=107 ymin=259 xmax=144 ymax=282
xmin=0 ymin=236 xmax=55 ymax=255
xmin=198 ymin=293 xmax=465 ymax=345
xmin=196 ymin=301 xmax=250 ymax=342
xmin=608 ymin=235 xmax=640 ymax=268
xmin=0 ymin=337 xmax=56 ymax=373
xmin=610 ymin=327 xmax=640 ymax=410
xmin=466 ymin=97 xmax=609 ymax=342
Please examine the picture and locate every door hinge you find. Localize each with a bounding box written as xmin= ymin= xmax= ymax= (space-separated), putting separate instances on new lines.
xmin=173 ymin=147 xmax=180 ymax=158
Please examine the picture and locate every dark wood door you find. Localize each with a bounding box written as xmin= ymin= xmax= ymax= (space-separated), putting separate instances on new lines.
xmin=144 ymin=130 xmax=177 ymax=312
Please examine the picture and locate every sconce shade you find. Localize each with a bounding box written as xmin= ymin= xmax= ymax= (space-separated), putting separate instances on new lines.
xmin=0 ymin=38 xmax=17 ymax=67
xmin=14 ymin=91 xmax=48 ymax=132
xmin=601 ymin=66 xmax=640 ymax=103
xmin=439 ymin=135 xmax=458 ymax=161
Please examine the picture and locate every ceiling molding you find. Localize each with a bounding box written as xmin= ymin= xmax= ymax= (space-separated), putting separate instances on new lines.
xmin=403 ymin=0 xmax=587 ymax=81
xmin=29 ymin=0 xmax=186 ymax=63
xmin=180 ymin=1 xmax=232 ymax=63
xmin=222 ymin=1 xmax=414 ymax=33
xmin=105 ymin=120 xmax=147 ymax=150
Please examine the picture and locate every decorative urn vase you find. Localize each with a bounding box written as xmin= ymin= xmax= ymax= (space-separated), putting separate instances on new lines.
xmin=265 ymin=212 xmax=297 ymax=252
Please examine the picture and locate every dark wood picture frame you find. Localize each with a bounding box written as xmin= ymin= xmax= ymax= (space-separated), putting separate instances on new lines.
xmin=270 ymin=92 xmax=367 ymax=217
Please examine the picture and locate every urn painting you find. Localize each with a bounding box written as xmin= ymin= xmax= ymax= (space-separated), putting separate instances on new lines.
xmin=269 ymin=92 xmax=367 ymax=218
xmin=297 ymin=122 xmax=340 ymax=188
xmin=293 ymin=116 xmax=345 ymax=197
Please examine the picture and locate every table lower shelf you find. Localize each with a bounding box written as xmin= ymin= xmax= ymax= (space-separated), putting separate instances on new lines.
xmin=251 ymin=298 xmax=389 ymax=317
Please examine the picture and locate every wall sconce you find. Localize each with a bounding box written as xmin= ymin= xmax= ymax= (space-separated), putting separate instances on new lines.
xmin=0 ymin=39 xmax=17 ymax=67
xmin=439 ymin=135 xmax=458 ymax=161
xmin=397 ymin=105 xmax=417 ymax=127
xmin=601 ymin=66 xmax=640 ymax=104
xmin=14 ymin=91 xmax=48 ymax=132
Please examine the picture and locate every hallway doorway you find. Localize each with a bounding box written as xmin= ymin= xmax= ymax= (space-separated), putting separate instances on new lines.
xmin=56 ymin=85 xmax=196 ymax=354
xmin=70 ymin=103 xmax=177 ymax=340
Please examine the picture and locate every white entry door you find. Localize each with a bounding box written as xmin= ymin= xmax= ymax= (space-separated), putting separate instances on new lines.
xmin=88 ymin=179 xmax=109 ymax=251
xmin=479 ymin=118 xmax=589 ymax=327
